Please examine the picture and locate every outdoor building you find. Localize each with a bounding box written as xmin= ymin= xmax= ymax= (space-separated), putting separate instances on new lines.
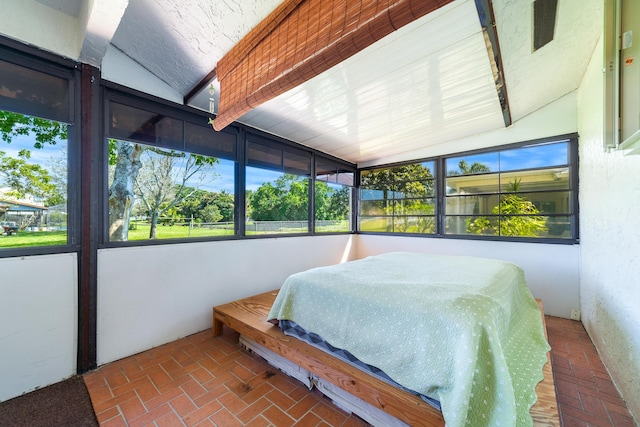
xmin=0 ymin=198 xmax=48 ymax=230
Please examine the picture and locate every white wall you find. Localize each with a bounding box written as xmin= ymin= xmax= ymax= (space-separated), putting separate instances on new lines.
xmin=101 ymin=45 xmax=184 ymax=104
xmin=0 ymin=0 xmax=82 ymax=59
xmin=0 ymin=253 xmax=78 ymax=402
xmin=577 ymin=36 xmax=640 ymax=420
xmin=97 ymin=235 xmax=357 ymax=364
xmin=357 ymin=235 xmax=579 ymax=318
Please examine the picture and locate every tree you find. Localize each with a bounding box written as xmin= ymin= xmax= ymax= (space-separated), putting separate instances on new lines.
xmin=209 ymin=191 xmax=234 ymax=222
xmin=0 ymin=111 xmax=67 ymax=147
xmin=47 ymin=146 xmax=68 ymax=206
xmin=280 ymin=176 xmax=309 ymax=220
xmin=315 ymin=182 xmax=350 ymax=221
xmin=176 ymin=188 xmax=234 ymax=223
xmin=466 ymin=179 xmax=547 ymax=237
xmin=109 ymin=140 xmax=144 ymax=240
xmin=132 ymin=147 xmax=218 ymax=239
xmin=326 ymin=185 xmax=350 ymax=220
xmin=447 ymin=160 xmax=491 ymax=176
xmin=250 ymin=174 xmax=309 ymax=221
xmin=360 ymin=164 xmax=435 ymax=233
xmin=250 ymin=181 xmax=291 ymax=221
xmin=108 ymin=139 xmax=220 ymax=240
xmin=0 ymin=111 xmax=66 ymax=207
xmin=0 ymin=149 xmax=64 ymax=206
xmin=250 ymin=176 xmax=351 ymax=226
xmin=200 ymin=204 xmax=222 ymax=223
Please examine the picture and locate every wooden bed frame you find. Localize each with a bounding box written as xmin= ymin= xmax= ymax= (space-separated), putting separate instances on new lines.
xmin=212 ymin=290 xmax=559 ymax=426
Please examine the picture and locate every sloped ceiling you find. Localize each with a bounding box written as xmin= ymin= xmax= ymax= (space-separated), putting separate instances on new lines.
xmin=3 ymin=0 xmax=602 ymax=166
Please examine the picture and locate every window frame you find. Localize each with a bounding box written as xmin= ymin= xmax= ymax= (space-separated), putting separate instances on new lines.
xmin=358 ymin=161 xmax=437 ymax=235
xmin=357 ymin=134 xmax=579 ymax=244
xmin=103 ymin=85 xmax=242 ymax=247
xmin=244 ymin=132 xmax=313 ymax=236
xmin=102 ymin=85 xmax=357 ymax=248
xmin=314 ymin=155 xmax=355 ymax=234
xmin=0 ymin=41 xmax=81 ymax=258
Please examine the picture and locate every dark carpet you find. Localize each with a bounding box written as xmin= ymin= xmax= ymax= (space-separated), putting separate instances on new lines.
xmin=0 ymin=376 xmax=98 ymax=427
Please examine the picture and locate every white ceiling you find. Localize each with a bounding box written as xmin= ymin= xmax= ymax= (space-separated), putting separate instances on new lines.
xmin=2 ymin=0 xmax=602 ymax=166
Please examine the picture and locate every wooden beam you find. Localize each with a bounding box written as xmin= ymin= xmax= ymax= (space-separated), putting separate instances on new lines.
xmin=78 ymin=63 xmax=100 ymax=373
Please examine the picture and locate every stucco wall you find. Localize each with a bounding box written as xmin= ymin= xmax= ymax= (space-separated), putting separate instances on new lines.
xmin=577 ymin=36 xmax=640 ymax=420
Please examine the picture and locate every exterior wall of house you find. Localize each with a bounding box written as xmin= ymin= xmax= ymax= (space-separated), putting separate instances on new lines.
xmin=0 ymin=253 xmax=78 ymax=402
xmin=357 ymin=235 xmax=580 ymax=318
xmin=578 ymin=35 xmax=640 ymax=420
xmin=97 ymin=235 xmax=357 ymax=365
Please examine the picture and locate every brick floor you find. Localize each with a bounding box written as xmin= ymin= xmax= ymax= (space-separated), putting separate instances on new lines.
xmin=83 ymin=317 xmax=636 ymax=426
xmin=545 ymin=317 xmax=636 ymax=427
xmin=84 ymin=327 xmax=367 ymax=427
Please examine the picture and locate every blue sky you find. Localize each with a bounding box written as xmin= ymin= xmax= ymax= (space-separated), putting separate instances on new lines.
xmin=4 ymin=130 xmax=568 ymax=195
xmin=1 ymin=133 xmax=278 ymax=195
xmin=0 ymin=133 xmax=65 ymax=168
xmin=212 ymin=163 xmax=283 ymax=193
xmin=446 ymin=141 xmax=568 ymax=173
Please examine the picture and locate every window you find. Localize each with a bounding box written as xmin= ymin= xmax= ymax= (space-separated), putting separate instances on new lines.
xmin=106 ymin=95 xmax=238 ymax=242
xmin=359 ymin=161 xmax=436 ymax=234
xmin=315 ymin=157 xmax=354 ymax=233
xmin=108 ymin=141 xmax=234 ymax=241
xmin=0 ymin=111 xmax=69 ymax=248
xmin=0 ymin=50 xmax=75 ymax=252
xmin=245 ymin=136 xmax=311 ymax=235
xmin=105 ymin=92 xmax=356 ymax=244
xmin=357 ymin=135 xmax=578 ymax=243
xmin=445 ymin=140 xmax=575 ymax=239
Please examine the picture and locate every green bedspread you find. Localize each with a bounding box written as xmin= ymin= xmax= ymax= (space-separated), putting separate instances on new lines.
xmin=267 ymin=252 xmax=550 ymax=427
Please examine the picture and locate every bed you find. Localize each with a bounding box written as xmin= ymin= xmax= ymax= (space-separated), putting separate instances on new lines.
xmin=212 ymin=252 xmax=559 ymax=426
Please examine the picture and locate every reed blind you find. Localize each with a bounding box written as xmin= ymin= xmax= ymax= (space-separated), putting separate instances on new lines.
xmin=212 ymin=0 xmax=451 ymax=131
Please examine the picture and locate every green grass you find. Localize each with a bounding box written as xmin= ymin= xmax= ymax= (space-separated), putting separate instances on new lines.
xmin=127 ymin=223 xmax=233 ymax=240
xmin=0 ymin=231 xmax=67 ymax=248
xmin=0 ymin=221 xmax=349 ymax=248
xmin=0 ymin=224 xmax=231 ymax=248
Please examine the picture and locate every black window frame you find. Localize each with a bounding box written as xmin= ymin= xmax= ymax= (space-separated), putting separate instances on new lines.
xmin=102 ymin=85 xmax=241 ymax=247
xmin=358 ymin=160 xmax=437 ymax=235
xmin=357 ymin=134 xmax=579 ymax=244
xmin=102 ymin=84 xmax=357 ymax=248
xmin=0 ymin=40 xmax=82 ymax=258
xmin=314 ymin=155 xmax=356 ymax=234
xmin=244 ymin=132 xmax=313 ymax=236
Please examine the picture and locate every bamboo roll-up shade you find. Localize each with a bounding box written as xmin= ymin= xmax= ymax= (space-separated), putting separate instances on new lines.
xmin=212 ymin=0 xmax=453 ymax=131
